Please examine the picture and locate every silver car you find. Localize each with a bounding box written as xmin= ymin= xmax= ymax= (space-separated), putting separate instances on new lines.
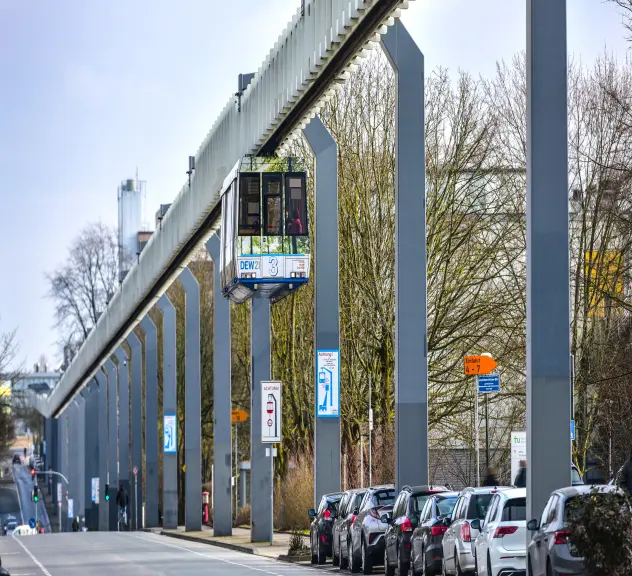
xmin=526 ymin=484 xmax=623 ymax=576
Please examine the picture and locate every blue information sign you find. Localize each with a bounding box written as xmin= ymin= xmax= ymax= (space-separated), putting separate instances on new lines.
xmin=164 ymin=415 xmax=177 ymax=454
xmin=28 ymin=518 xmax=36 ymax=529
xmin=571 ymin=419 xmax=575 ymax=441
xmin=477 ymin=374 xmax=500 ymax=394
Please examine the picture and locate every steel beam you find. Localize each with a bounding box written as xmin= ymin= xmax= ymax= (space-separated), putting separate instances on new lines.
xmin=97 ymin=369 xmax=109 ymax=531
xmin=157 ymin=295 xmax=178 ymax=529
xmin=140 ymin=315 xmax=159 ymax=528
xmin=303 ymin=116 xmax=341 ymax=506
xmin=178 ymin=267 xmax=202 ymax=532
xmin=205 ymin=234 xmax=232 ymax=536
xmin=105 ymin=358 xmax=118 ymax=531
xmin=526 ymin=0 xmax=571 ymax=525
xmin=250 ymin=297 xmax=272 ymax=542
xmin=128 ymin=331 xmax=143 ymax=530
xmin=381 ymin=20 xmax=429 ymax=489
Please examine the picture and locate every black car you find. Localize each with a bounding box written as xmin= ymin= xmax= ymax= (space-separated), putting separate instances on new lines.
xmin=309 ymin=491 xmax=344 ymax=564
xmin=410 ymin=491 xmax=459 ymax=576
xmin=383 ymin=485 xmax=448 ymax=576
xmin=332 ymin=488 xmax=366 ymax=568
xmin=11 ymin=454 xmax=20 ymax=465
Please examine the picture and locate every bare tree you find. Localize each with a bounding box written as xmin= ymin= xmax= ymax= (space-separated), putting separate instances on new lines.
xmin=46 ymin=222 xmax=118 ymax=351
xmin=608 ymin=0 xmax=632 ymax=42
xmin=0 ymin=319 xmax=21 ymax=453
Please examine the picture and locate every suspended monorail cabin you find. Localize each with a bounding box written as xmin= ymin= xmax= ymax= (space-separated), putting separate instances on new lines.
xmin=219 ymin=156 xmax=310 ymax=304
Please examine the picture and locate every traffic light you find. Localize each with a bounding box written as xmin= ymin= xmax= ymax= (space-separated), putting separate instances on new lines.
xmin=32 ymin=486 xmax=39 ymax=502
xmin=104 ymin=483 xmax=110 ymax=501
xmin=30 ymin=468 xmax=35 ymax=478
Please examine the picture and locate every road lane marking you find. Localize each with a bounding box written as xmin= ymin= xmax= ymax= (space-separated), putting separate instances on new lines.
xmin=11 ymin=536 xmax=52 ymax=576
xmin=134 ymin=534 xmax=286 ymax=575
xmin=12 ymin=470 xmax=25 ymax=525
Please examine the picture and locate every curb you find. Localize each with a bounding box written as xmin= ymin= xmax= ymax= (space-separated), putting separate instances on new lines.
xmin=157 ymin=530 xmax=310 ymax=563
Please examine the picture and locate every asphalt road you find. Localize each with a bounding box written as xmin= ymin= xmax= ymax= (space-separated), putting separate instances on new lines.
xmin=0 ymin=476 xmax=21 ymax=527
xmin=0 ymin=531 xmax=356 ymax=575
xmin=11 ymin=465 xmax=51 ymax=532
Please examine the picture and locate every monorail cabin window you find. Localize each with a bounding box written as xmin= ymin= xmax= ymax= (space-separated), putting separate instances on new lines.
xmin=238 ymin=174 xmax=260 ymax=235
xmin=263 ymin=174 xmax=283 ymax=236
xmin=285 ymin=175 xmax=307 ymax=236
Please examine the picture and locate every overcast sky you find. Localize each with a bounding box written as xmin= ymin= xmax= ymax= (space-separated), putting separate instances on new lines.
xmin=0 ymin=0 xmax=627 ymax=369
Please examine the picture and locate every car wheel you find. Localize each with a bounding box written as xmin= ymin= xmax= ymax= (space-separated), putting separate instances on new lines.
xmin=527 ymin=555 xmax=533 ymax=576
xmin=318 ymin=540 xmax=326 ymax=565
xmin=311 ymin=534 xmax=318 ymax=564
xmin=333 ymin=537 xmax=340 ymax=567
xmin=361 ymin=539 xmax=373 ymax=575
xmin=350 ymin=539 xmax=361 ymax=573
xmin=384 ymin=546 xmax=396 ymax=576
xmin=546 ymin=559 xmax=557 ymax=576
xmin=455 ymin=550 xmax=464 ymax=576
xmin=398 ymin=546 xmax=409 ymax=576
xmin=487 ymin=552 xmax=493 ymax=576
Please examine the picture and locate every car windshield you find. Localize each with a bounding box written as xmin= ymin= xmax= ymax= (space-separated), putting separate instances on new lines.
xmin=502 ymin=497 xmax=526 ymax=521
xmin=468 ymin=494 xmax=494 ymax=519
xmin=571 ymin=467 xmax=583 ymax=484
xmin=437 ymin=496 xmax=458 ymax=517
xmin=374 ymin=490 xmax=396 ymax=506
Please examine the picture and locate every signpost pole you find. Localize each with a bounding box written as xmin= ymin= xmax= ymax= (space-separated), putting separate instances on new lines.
xmin=134 ymin=474 xmax=138 ymax=530
xmin=368 ymin=374 xmax=372 ymax=488
xmin=234 ymin=424 xmax=238 ymax=518
xmin=474 ymin=377 xmax=480 ymax=487
xmin=485 ymin=393 xmax=490 ymax=470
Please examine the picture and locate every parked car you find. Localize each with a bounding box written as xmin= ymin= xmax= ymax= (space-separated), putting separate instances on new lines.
xmin=309 ymin=491 xmax=344 ymax=564
xmin=348 ymin=484 xmax=397 ymax=574
xmin=11 ymin=454 xmax=20 ymax=465
xmin=383 ymin=485 xmax=449 ymax=576
xmin=526 ymin=484 xmax=623 ymax=576
xmin=471 ymin=487 xmax=526 ymax=576
xmin=441 ymin=486 xmax=511 ymax=575
xmin=410 ymin=491 xmax=460 ymax=576
xmin=332 ymin=488 xmax=366 ymax=568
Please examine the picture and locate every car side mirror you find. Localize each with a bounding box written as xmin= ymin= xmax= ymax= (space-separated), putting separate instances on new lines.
xmin=442 ymin=516 xmax=451 ymax=527
xmin=308 ymin=508 xmax=316 ymax=518
xmin=380 ymin=514 xmax=391 ymax=524
xmin=527 ymin=519 xmax=539 ymax=531
xmin=470 ymin=519 xmax=481 ymax=531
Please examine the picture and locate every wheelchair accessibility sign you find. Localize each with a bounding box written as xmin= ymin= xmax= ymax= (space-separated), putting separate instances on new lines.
xmin=164 ymin=415 xmax=177 ymax=454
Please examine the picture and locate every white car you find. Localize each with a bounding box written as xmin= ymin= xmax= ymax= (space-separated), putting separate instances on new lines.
xmin=471 ymin=488 xmax=526 ymax=576
xmin=12 ymin=525 xmax=36 ymax=536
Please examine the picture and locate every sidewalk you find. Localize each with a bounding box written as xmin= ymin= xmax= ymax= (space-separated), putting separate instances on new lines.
xmin=158 ymin=526 xmax=310 ymax=561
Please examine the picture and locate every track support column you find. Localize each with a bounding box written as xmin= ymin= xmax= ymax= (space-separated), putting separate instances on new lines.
xmin=381 ymin=20 xmax=429 ymax=489
xmin=97 ymin=369 xmax=109 ymax=531
xmin=115 ymin=347 xmax=131 ymax=525
xmin=526 ymin=0 xmax=571 ymax=524
xmin=140 ymin=315 xmax=159 ymax=528
xmin=303 ymin=116 xmax=341 ymax=506
xmin=128 ymin=332 xmax=143 ymax=530
xmin=59 ymin=411 xmax=68 ymax=531
xmin=158 ymin=295 xmax=178 ymax=530
xmin=250 ymin=297 xmax=272 ymax=542
xmin=206 ymin=234 xmax=232 ymax=536
xmin=178 ymin=267 xmax=202 ymax=532
xmin=105 ymin=358 xmax=118 ymax=531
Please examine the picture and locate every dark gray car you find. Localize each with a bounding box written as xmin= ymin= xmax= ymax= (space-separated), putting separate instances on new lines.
xmin=526 ymin=484 xmax=623 ymax=575
xmin=332 ymin=488 xmax=366 ymax=569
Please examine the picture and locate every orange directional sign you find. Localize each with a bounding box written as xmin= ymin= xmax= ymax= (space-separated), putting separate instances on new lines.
xmin=464 ymin=355 xmax=498 ymax=375
xmin=232 ymin=409 xmax=249 ymax=423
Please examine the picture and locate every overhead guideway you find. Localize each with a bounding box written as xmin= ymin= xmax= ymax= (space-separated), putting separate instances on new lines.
xmin=34 ymin=0 xmax=412 ymax=418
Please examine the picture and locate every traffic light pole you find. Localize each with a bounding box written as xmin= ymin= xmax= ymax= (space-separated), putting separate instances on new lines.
xmin=33 ymin=471 xmax=69 ymax=533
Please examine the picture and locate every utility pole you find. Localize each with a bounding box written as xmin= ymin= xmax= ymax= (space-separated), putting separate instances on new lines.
xmin=368 ymin=374 xmax=373 ymax=487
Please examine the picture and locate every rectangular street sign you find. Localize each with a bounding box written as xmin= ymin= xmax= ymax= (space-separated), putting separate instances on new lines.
xmin=91 ymin=477 xmax=99 ymax=503
xmin=571 ymin=419 xmax=575 ymax=441
xmin=164 ymin=415 xmax=177 ymax=454
xmin=68 ymin=498 xmax=74 ymax=519
xmin=317 ymin=350 xmax=340 ymax=418
xmin=57 ymin=483 xmax=62 ymax=503
xmin=261 ymin=381 xmax=282 ymax=443
xmin=477 ymin=374 xmax=500 ymax=393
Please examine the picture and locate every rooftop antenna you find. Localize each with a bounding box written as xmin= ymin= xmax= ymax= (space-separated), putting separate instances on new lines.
xmin=187 ymin=156 xmax=195 ymax=187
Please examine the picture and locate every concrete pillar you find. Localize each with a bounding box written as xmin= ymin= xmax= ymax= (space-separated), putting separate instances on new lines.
xmin=303 ymin=116 xmax=341 ymax=506
xmin=250 ymin=297 xmax=272 ymax=542
xmin=50 ymin=417 xmax=58 ymax=506
xmin=140 ymin=315 xmax=159 ymax=528
xmin=97 ymin=369 xmax=109 ymax=531
xmin=128 ymin=331 xmax=143 ymax=530
xmin=205 ymin=234 xmax=232 ymax=536
xmin=381 ymin=20 xmax=429 ymax=488
xmin=76 ymin=397 xmax=86 ymax=522
xmin=81 ymin=383 xmax=97 ymax=530
xmin=115 ymin=346 xmax=130 ymax=529
xmin=157 ymin=295 xmax=178 ymax=529
xmin=526 ymin=0 xmax=571 ymax=524
xmin=178 ymin=267 xmax=202 ymax=532
xmin=44 ymin=417 xmax=52 ymax=490
xmin=105 ymin=358 xmax=118 ymax=531
xmin=59 ymin=411 xmax=68 ymax=531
